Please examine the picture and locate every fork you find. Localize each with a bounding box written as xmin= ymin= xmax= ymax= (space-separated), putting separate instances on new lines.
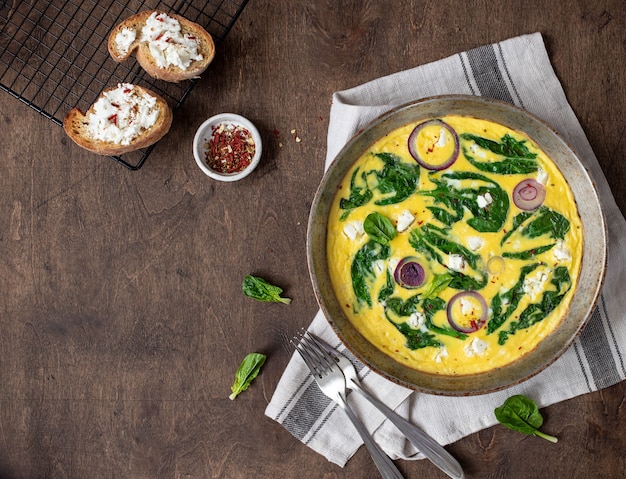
xmin=308 ymin=333 xmax=465 ymax=479
xmin=295 ymin=332 xmax=405 ymax=479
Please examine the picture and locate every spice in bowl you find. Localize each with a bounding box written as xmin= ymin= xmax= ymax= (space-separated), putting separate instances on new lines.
xmin=204 ymin=122 xmax=255 ymax=174
xmin=193 ymin=113 xmax=262 ymax=182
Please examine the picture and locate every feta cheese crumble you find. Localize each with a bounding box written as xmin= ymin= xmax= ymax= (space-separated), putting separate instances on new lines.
xmin=343 ymin=221 xmax=364 ymax=240
xmin=447 ymin=254 xmax=465 ymax=272
xmin=87 ymin=83 xmax=159 ymax=146
xmin=467 ymin=236 xmax=484 ymax=251
xmin=436 ymin=128 xmax=448 ymax=147
xmin=536 ymin=168 xmax=549 ymax=185
xmin=140 ymin=11 xmax=203 ymax=69
xmin=434 ymin=347 xmax=448 ymax=363
xmin=476 ymin=192 xmax=493 ymax=208
xmin=115 ymin=27 xmax=137 ymax=55
xmin=464 ymin=337 xmax=489 ymax=357
xmin=407 ymin=311 xmax=426 ymax=330
xmin=523 ymin=270 xmax=549 ymax=301
xmin=396 ymin=210 xmax=415 ymax=232
xmin=553 ymin=241 xmax=571 ymax=262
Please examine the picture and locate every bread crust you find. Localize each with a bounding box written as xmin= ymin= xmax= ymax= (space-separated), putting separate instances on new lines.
xmin=63 ymin=84 xmax=173 ymax=156
xmin=108 ymin=10 xmax=215 ymax=82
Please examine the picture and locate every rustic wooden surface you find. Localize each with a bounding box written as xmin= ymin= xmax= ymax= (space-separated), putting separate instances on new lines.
xmin=0 ymin=0 xmax=625 ymax=478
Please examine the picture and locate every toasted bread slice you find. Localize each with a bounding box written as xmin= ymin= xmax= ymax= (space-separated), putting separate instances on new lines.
xmin=108 ymin=10 xmax=215 ymax=82
xmin=64 ymin=83 xmax=173 ymax=156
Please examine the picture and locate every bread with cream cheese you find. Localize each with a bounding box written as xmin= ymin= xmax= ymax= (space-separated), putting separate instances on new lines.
xmin=63 ymin=83 xmax=173 ymax=156
xmin=108 ymin=10 xmax=215 ymax=82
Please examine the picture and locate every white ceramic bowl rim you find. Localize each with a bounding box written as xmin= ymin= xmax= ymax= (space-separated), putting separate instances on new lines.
xmin=193 ymin=113 xmax=262 ymax=182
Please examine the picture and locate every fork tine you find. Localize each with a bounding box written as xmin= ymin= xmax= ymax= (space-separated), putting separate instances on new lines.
xmin=301 ymin=333 xmax=336 ymax=372
xmin=295 ymin=341 xmax=321 ymax=377
xmin=307 ymin=333 xmax=340 ymax=361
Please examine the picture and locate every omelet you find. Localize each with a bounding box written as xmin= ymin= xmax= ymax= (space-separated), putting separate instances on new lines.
xmin=327 ymin=115 xmax=583 ymax=376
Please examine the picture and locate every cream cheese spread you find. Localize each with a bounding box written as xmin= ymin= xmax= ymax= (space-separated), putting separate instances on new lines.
xmin=87 ymin=83 xmax=159 ymax=145
xmin=115 ymin=27 xmax=137 ymax=56
xmin=140 ymin=11 xmax=203 ymax=69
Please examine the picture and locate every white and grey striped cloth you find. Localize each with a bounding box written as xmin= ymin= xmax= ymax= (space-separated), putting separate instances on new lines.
xmin=265 ymin=33 xmax=626 ymax=466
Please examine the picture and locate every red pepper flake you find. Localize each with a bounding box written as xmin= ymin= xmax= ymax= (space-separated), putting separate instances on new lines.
xmin=108 ymin=114 xmax=118 ymax=125
xmin=204 ymin=122 xmax=255 ymax=174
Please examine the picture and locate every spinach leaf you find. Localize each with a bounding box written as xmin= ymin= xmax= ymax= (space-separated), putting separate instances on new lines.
xmin=421 ymin=171 xmax=509 ymax=232
xmin=498 ymin=266 xmax=572 ymax=344
xmin=339 ymin=168 xmax=373 ymax=220
xmin=522 ymin=207 xmax=570 ymax=240
xmin=460 ymin=133 xmax=538 ymax=174
xmin=421 ymin=297 xmax=468 ymax=340
xmin=384 ymin=295 xmax=440 ymax=349
xmin=421 ymin=273 xmax=454 ymax=299
xmin=243 ymin=275 xmax=292 ymax=304
xmin=394 ymin=321 xmax=442 ymax=349
xmin=487 ymin=263 xmax=541 ymax=334
xmin=409 ymin=226 xmax=488 ymax=291
xmin=369 ymin=153 xmax=420 ymax=206
xmin=363 ymin=212 xmax=397 ymax=245
xmin=494 ymin=394 xmax=558 ymax=443
xmin=465 ymin=153 xmax=539 ymax=175
xmin=384 ymin=295 xmax=467 ymax=349
xmin=461 ymin=133 xmax=537 ymax=159
xmin=378 ymin=270 xmax=395 ymax=303
xmin=501 ymin=211 xmax=534 ymax=245
xmin=351 ymin=240 xmax=391 ymax=308
xmin=502 ymin=243 xmax=555 ymax=260
xmin=229 ymin=352 xmax=267 ymax=400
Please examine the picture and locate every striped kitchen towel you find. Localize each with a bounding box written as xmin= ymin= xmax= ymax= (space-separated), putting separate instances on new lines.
xmin=265 ymin=32 xmax=626 ymax=467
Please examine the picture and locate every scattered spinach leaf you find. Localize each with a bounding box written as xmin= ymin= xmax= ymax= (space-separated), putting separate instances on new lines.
xmin=243 ymin=275 xmax=291 ymax=304
xmin=421 ymin=273 xmax=454 ymax=299
xmin=461 ymin=132 xmax=539 ymax=175
xmin=378 ymin=270 xmax=395 ymax=303
xmin=502 ymin=243 xmax=555 ymax=260
xmin=351 ymin=240 xmax=390 ymax=308
xmin=363 ymin=212 xmax=397 ymax=245
xmin=501 ymin=211 xmax=534 ymax=245
xmin=229 ymin=352 xmax=267 ymax=400
xmin=522 ymin=207 xmax=570 ymax=240
xmin=393 ymin=321 xmax=441 ymax=349
xmin=487 ymin=263 xmax=541 ymax=334
xmin=461 ymin=133 xmax=537 ymax=159
xmin=409 ymin=226 xmax=488 ymax=291
xmin=498 ymin=266 xmax=572 ymax=344
xmin=421 ymin=171 xmax=509 ymax=232
xmin=369 ymin=153 xmax=421 ymax=206
xmin=494 ymin=394 xmax=558 ymax=443
xmin=384 ymin=294 xmax=466 ymax=350
xmin=339 ymin=168 xmax=373 ymax=220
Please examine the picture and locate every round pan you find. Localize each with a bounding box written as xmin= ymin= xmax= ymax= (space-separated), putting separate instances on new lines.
xmin=307 ymin=95 xmax=607 ymax=395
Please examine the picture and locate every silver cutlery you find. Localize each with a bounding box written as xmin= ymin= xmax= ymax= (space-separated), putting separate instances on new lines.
xmin=295 ymin=332 xmax=405 ymax=479
xmin=308 ymin=333 xmax=465 ymax=479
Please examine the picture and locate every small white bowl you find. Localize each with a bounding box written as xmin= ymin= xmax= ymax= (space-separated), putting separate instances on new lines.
xmin=193 ymin=113 xmax=262 ymax=182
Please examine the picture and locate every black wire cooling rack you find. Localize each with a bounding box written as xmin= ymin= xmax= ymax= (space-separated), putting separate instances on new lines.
xmin=0 ymin=0 xmax=249 ymax=170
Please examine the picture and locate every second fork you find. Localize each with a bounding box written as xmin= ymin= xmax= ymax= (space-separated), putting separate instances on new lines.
xmin=295 ymin=332 xmax=405 ymax=479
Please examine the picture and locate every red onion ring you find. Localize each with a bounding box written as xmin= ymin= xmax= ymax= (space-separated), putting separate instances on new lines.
xmin=408 ymin=119 xmax=459 ymax=171
xmin=446 ymin=291 xmax=488 ymax=333
xmin=393 ymin=257 xmax=426 ymax=289
xmin=512 ymin=179 xmax=546 ymax=211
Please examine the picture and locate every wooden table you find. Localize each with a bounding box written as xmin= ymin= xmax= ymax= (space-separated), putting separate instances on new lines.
xmin=1 ymin=1 xmax=624 ymax=477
